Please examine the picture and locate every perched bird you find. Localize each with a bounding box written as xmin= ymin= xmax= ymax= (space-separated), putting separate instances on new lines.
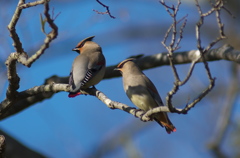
xmin=115 ymin=58 xmax=176 ymax=134
xmin=68 ymin=36 xmax=106 ymax=98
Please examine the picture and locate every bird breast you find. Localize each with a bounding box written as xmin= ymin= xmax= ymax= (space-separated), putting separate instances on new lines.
xmin=125 ymin=84 xmax=158 ymax=111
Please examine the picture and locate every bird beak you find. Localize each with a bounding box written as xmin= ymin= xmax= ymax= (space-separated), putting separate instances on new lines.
xmin=114 ymin=68 xmax=120 ymax=71
xmin=72 ymin=48 xmax=78 ymax=51
xmin=114 ymin=68 xmax=122 ymax=74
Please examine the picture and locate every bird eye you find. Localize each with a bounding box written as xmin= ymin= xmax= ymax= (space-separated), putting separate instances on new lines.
xmin=118 ymin=64 xmax=124 ymax=68
xmin=117 ymin=61 xmax=127 ymax=68
xmin=79 ymin=41 xmax=86 ymax=48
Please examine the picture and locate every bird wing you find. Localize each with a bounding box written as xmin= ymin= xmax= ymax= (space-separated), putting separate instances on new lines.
xmin=70 ymin=55 xmax=89 ymax=92
xmin=142 ymin=74 xmax=176 ymax=133
xmin=69 ymin=71 xmax=74 ymax=88
xmin=142 ymin=74 xmax=164 ymax=107
xmin=70 ymin=55 xmax=105 ymax=92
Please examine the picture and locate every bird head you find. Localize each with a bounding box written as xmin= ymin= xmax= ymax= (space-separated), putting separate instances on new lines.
xmin=114 ymin=58 xmax=136 ymax=72
xmin=72 ymin=36 xmax=100 ymax=54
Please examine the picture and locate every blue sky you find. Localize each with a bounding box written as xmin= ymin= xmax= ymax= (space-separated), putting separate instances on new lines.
xmin=0 ymin=0 xmax=239 ymax=158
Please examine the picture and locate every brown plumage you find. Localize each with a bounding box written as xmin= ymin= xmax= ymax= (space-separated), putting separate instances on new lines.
xmin=115 ymin=58 xmax=176 ymax=133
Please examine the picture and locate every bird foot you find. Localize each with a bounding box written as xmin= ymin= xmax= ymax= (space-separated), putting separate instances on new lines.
xmin=141 ymin=114 xmax=152 ymax=122
xmin=133 ymin=108 xmax=142 ymax=118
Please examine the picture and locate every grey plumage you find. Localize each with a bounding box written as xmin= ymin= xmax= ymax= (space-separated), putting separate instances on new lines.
xmin=68 ymin=36 xmax=106 ymax=97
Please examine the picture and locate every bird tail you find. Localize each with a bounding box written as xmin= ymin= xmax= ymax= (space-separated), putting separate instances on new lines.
xmin=160 ymin=121 xmax=176 ymax=134
xmin=153 ymin=113 xmax=176 ymax=134
xmin=68 ymin=92 xmax=81 ymax=98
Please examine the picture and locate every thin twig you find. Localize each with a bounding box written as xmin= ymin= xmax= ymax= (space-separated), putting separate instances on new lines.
xmin=159 ymin=0 xmax=230 ymax=113
xmin=93 ymin=0 xmax=116 ymax=19
xmin=17 ymin=0 xmax=58 ymax=67
xmin=7 ymin=0 xmax=25 ymax=54
xmin=5 ymin=53 xmax=20 ymax=100
xmin=161 ymin=0 xmax=189 ymax=112
xmin=19 ymin=0 xmax=48 ymax=9
xmin=2 ymin=0 xmax=58 ymax=118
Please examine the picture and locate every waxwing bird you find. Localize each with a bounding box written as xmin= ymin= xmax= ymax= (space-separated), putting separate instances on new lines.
xmin=115 ymin=58 xmax=176 ymax=134
xmin=68 ymin=36 xmax=106 ymax=98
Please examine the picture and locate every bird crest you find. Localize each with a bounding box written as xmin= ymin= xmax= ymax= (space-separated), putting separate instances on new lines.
xmin=75 ymin=36 xmax=95 ymax=48
xmin=116 ymin=58 xmax=136 ymax=68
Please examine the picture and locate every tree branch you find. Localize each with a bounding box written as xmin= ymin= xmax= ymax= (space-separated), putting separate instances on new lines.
xmin=8 ymin=0 xmax=25 ymax=54
xmin=159 ymin=0 xmax=230 ymax=113
xmin=2 ymin=0 xmax=58 ymax=119
xmin=17 ymin=0 xmax=58 ymax=67
xmin=19 ymin=0 xmax=49 ymax=9
xmin=93 ymin=0 xmax=116 ymax=19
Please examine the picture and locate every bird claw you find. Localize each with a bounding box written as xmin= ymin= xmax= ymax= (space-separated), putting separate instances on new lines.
xmin=141 ymin=114 xmax=152 ymax=122
xmin=133 ymin=108 xmax=142 ymax=118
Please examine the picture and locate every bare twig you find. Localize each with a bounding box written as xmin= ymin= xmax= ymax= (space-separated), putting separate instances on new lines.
xmin=190 ymin=0 xmax=230 ymax=113
xmin=17 ymin=1 xmax=58 ymax=67
xmin=2 ymin=0 xmax=58 ymax=119
xmin=158 ymin=0 xmax=230 ymax=114
xmin=195 ymin=0 xmax=226 ymax=53
xmin=160 ymin=1 xmax=186 ymax=101
xmin=51 ymin=7 xmax=61 ymax=21
xmin=8 ymin=0 xmax=25 ymax=54
xmin=93 ymin=0 xmax=116 ymax=19
xmin=5 ymin=53 xmax=20 ymax=100
xmin=19 ymin=0 xmax=48 ymax=9
xmin=161 ymin=0 xmax=198 ymax=113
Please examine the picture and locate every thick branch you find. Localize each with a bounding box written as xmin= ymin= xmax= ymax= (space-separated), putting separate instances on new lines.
xmin=105 ymin=44 xmax=237 ymax=79
xmin=26 ymin=44 xmax=238 ymax=85
xmin=0 ymin=85 xmax=152 ymax=121
xmin=0 ymin=84 xmax=69 ymax=120
xmin=0 ymin=82 xmax=171 ymax=122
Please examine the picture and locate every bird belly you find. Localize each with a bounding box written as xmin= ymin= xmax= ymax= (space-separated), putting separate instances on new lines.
xmin=126 ymin=89 xmax=158 ymax=112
